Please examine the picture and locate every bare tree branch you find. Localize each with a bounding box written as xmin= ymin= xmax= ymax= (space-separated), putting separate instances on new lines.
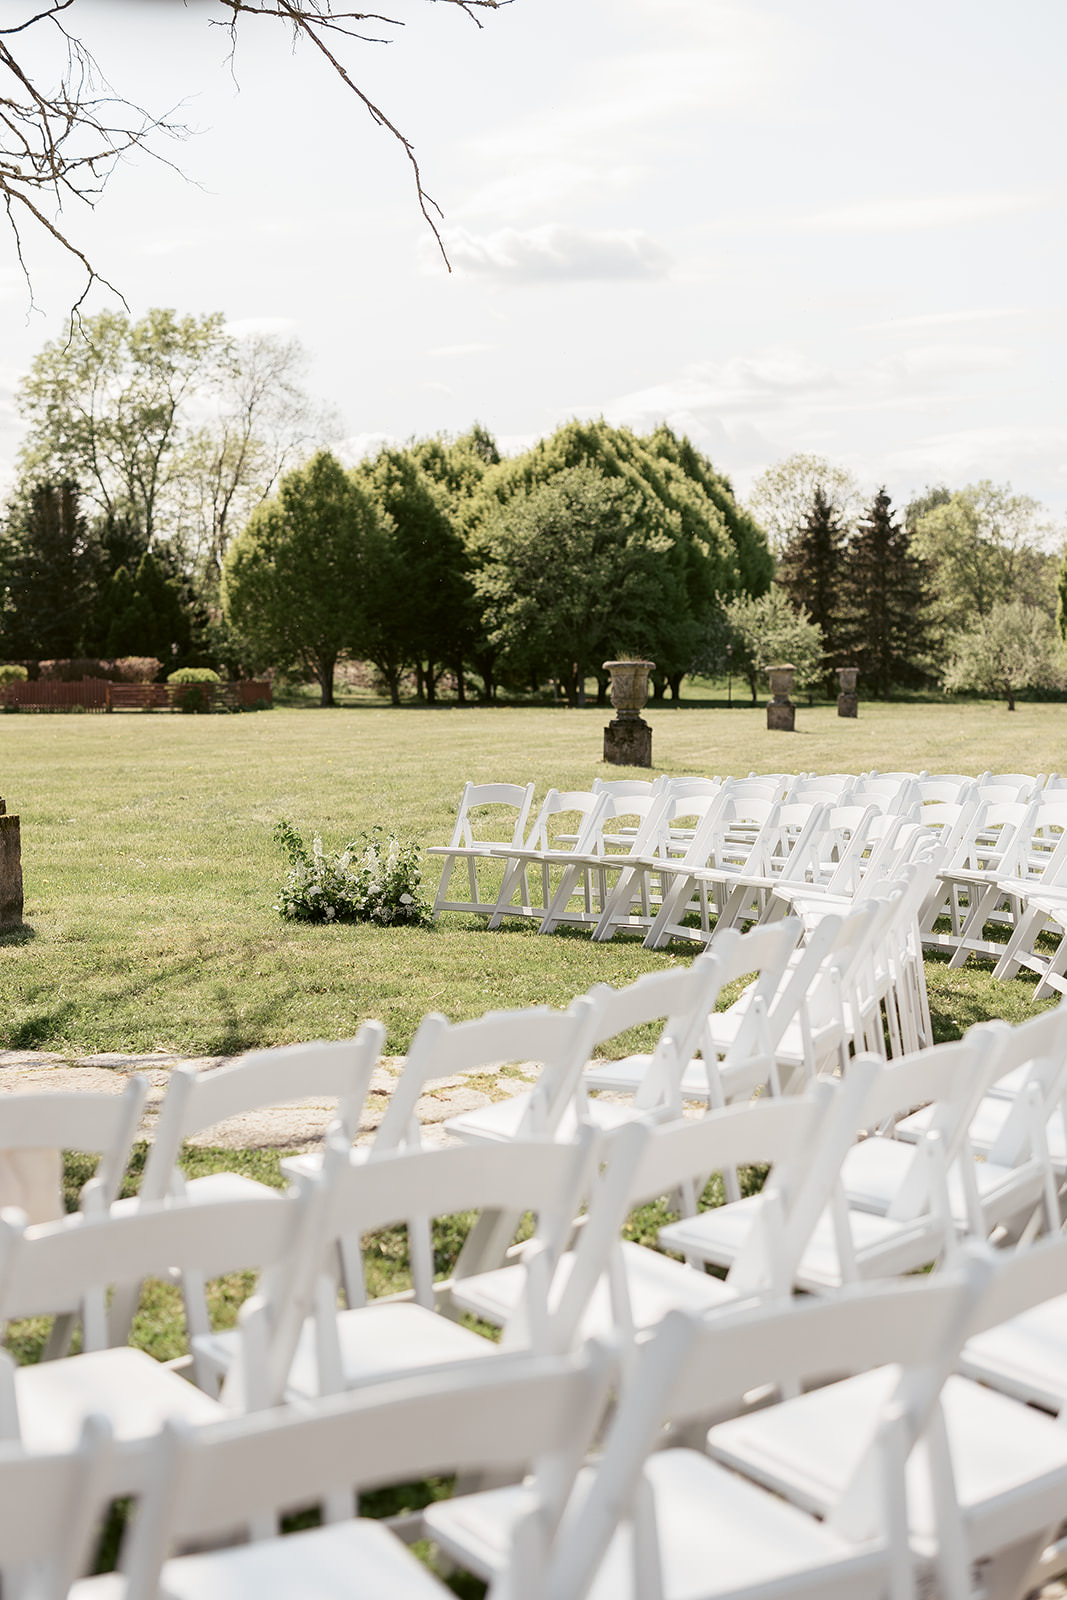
xmin=0 ymin=0 xmax=506 ymax=310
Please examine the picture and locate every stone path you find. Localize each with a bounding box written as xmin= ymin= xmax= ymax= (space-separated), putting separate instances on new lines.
xmin=0 ymin=1048 xmax=541 ymax=1153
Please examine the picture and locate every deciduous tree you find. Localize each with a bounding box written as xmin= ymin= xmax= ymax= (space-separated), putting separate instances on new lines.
xmin=911 ymin=481 xmax=1059 ymax=634
xmin=221 ymin=450 xmax=382 ymax=706
xmin=722 ymin=589 xmax=824 ymax=704
xmin=943 ymin=602 xmax=1067 ymax=712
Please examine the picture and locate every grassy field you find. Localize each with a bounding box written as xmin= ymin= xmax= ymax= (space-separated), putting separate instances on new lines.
xmin=2 ymin=699 xmax=1065 ymax=1055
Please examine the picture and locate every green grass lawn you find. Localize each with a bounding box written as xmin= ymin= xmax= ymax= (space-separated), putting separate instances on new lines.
xmin=2 ymin=699 xmax=1065 ymax=1055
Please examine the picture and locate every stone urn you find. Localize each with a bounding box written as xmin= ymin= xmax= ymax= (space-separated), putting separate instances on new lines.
xmin=837 ymin=665 xmax=859 ymax=719
xmin=603 ymin=659 xmax=654 ymax=767
xmin=0 ymin=797 xmax=23 ymax=932
xmin=766 ymin=663 xmax=796 ymax=732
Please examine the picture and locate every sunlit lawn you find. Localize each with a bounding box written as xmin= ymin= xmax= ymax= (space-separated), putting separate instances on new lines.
xmin=2 ymin=697 xmax=1065 ymax=1055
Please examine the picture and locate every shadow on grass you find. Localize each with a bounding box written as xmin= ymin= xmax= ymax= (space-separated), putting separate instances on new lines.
xmin=5 ymin=1001 xmax=75 ymax=1049
xmin=0 ymin=923 xmax=35 ymax=945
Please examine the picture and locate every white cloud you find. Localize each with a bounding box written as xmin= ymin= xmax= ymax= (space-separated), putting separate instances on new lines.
xmin=802 ymin=193 xmax=1048 ymax=233
xmin=432 ymin=225 xmax=670 ymax=283
xmin=861 ymin=308 xmax=1030 ymax=333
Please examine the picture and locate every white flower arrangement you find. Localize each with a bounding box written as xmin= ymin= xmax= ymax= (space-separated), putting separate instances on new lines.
xmin=273 ymin=820 xmax=431 ymax=926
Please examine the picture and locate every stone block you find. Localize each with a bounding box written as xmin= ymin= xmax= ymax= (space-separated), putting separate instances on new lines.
xmin=604 ymin=717 xmax=652 ymax=767
xmin=766 ymin=702 xmax=795 ymax=732
xmin=0 ymin=813 xmax=22 ymax=931
xmin=837 ymin=693 xmax=859 ymax=718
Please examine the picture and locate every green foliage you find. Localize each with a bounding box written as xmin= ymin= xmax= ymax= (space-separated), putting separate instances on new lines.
xmin=723 ymin=589 xmax=824 ymax=702
xmin=776 ymin=485 xmax=849 ymax=674
xmin=474 ymin=463 xmax=681 ymax=704
xmin=102 ymin=552 xmax=193 ymax=665
xmin=353 ymin=447 xmax=473 ymax=705
xmin=0 ymin=664 xmax=28 ymax=683
xmin=943 ymin=601 xmax=1067 ymax=711
xmin=0 ymin=480 xmax=97 ymax=660
xmin=745 ymin=453 xmax=863 ymax=555
xmin=273 ymin=820 xmax=432 ymax=926
xmin=17 ymin=309 xmax=226 ymax=546
xmin=167 ymin=667 xmax=222 ymax=683
xmin=911 ymin=481 xmax=1059 ymax=634
xmin=840 ymin=488 xmax=934 ymax=697
xmin=469 ymin=419 xmax=771 ymax=698
xmin=222 ymin=451 xmax=384 ymax=707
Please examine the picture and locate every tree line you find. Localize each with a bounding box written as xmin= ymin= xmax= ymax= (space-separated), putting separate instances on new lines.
xmin=3 ymin=307 xmax=1066 ymax=712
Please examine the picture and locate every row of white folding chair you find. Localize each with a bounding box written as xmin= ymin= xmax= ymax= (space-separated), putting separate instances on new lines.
xmin=542 ymin=778 xmax=802 ymax=938
xmin=591 ymin=779 xmax=784 ymax=942
xmin=428 ymin=779 xmax=537 ymax=918
xmin=921 ymin=796 xmax=1067 ymax=967
xmin=72 ymin=1341 xmax=617 ymax=1600
xmin=444 ymin=1068 xmax=883 ymax=1353
xmin=107 ymin=1023 xmax=387 ymax=1349
xmin=431 ymin=1244 xmax=1067 ymax=1600
xmin=0 ymin=1122 xmax=634 ymax=1487
xmin=62 ymin=1242 xmax=1067 ymax=1600
xmin=536 ymin=782 xmax=723 ymax=936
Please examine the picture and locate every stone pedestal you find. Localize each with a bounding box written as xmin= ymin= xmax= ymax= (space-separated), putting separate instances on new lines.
xmin=0 ymin=812 xmax=23 ymax=931
xmin=602 ymin=658 xmax=654 ymax=768
xmin=837 ymin=665 xmax=859 ymax=719
xmin=766 ymin=664 xmax=796 ymax=733
xmin=604 ymin=717 xmax=652 ymax=767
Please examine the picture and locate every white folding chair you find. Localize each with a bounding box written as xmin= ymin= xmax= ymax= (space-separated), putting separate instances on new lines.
xmin=108 ymin=1024 xmax=384 ymax=1344
xmin=427 ymin=780 xmax=536 ymax=919
xmin=0 ymin=1414 xmax=116 ymax=1600
xmin=90 ymin=1342 xmax=615 ymax=1600
xmin=192 ymin=1124 xmax=646 ymax=1409
xmin=487 ymin=789 xmax=615 ymax=929
xmin=448 ymin=1068 xmax=879 ymax=1350
xmin=430 ymin=1265 xmax=989 ymax=1600
xmin=0 ymin=1077 xmax=149 ymax=1357
xmin=709 ymin=1236 xmax=1067 ymax=1600
xmin=0 ymin=1172 xmax=335 ymax=1493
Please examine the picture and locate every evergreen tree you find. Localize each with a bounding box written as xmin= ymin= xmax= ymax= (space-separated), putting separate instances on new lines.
xmin=0 ymin=480 xmax=98 ymax=660
xmin=353 ymin=448 xmax=473 ymax=704
xmin=102 ymin=552 xmax=192 ymax=665
xmin=842 ymin=488 xmax=932 ymax=697
xmin=777 ymin=485 xmax=848 ymax=681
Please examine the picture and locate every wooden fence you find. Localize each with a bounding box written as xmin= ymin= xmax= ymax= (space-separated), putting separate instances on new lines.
xmin=0 ymin=678 xmax=272 ymax=713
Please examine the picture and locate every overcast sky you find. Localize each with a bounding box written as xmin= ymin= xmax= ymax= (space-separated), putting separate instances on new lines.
xmin=2 ymin=0 xmax=1065 ymax=521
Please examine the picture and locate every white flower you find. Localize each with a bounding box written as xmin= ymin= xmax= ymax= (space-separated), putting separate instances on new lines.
xmin=399 ymin=893 xmax=414 ymax=905
xmin=325 ymin=906 xmax=336 ymax=920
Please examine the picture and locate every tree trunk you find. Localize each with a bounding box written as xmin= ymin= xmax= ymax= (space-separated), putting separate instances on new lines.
xmin=454 ymin=661 xmax=466 ymax=705
xmin=316 ymin=655 xmax=336 ymax=707
xmin=425 ymin=660 xmax=437 ymax=705
xmin=595 ymin=672 xmax=609 ymax=706
xmin=415 ymin=663 xmax=425 ymax=702
xmin=1007 ymin=688 xmax=1016 ymax=711
xmin=669 ymin=672 xmax=683 ymax=701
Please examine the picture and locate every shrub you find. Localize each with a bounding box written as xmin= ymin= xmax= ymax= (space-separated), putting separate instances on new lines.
xmin=0 ymin=665 xmax=28 ymax=684
xmin=113 ymin=657 xmax=163 ymax=683
xmin=167 ymin=667 xmax=222 ymax=684
xmin=38 ymin=658 xmax=112 ymax=682
xmin=177 ymin=684 xmax=211 ymax=714
xmin=273 ymin=821 xmax=432 ymax=926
